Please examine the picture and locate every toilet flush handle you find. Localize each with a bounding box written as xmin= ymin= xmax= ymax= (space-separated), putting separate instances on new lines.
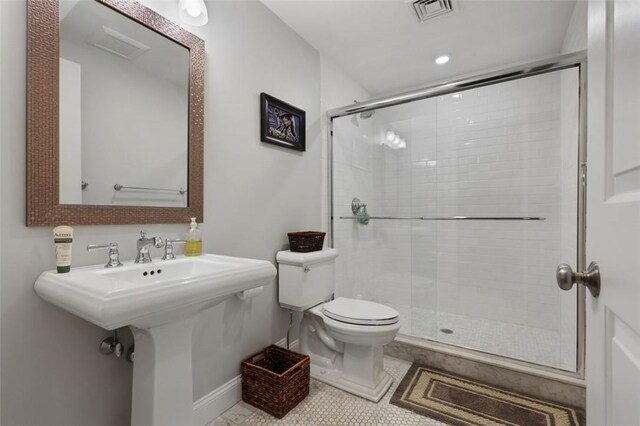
xmin=304 ymin=266 xmax=310 ymax=273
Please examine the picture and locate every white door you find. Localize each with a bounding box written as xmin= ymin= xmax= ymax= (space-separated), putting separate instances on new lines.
xmin=585 ymin=1 xmax=640 ymax=425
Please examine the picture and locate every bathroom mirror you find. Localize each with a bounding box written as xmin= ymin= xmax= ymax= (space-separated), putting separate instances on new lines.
xmin=27 ymin=0 xmax=204 ymax=225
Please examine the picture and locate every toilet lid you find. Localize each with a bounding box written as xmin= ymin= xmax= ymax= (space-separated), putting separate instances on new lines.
xmin=323 ymin=298 xmax=399 ymax=326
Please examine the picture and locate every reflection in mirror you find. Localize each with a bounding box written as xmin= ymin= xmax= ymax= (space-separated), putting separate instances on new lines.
xmin=59 ymin=0 xmax=189 ymax=207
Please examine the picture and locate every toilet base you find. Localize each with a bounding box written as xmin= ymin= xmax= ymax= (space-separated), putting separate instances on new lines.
xmin=310 ymin=363 xmax=394 ymax=402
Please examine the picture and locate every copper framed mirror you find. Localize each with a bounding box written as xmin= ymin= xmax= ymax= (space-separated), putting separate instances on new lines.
xmin=27 ymin=0 xmax=204 ymax=226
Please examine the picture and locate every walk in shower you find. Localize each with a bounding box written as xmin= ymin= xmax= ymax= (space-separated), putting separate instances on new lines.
xmin=328 ymin=53 xmax=585 ymax=374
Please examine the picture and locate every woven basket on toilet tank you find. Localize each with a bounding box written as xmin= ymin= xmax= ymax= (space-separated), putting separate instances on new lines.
xmin=287 ymin=231 xmax=325 ymax=253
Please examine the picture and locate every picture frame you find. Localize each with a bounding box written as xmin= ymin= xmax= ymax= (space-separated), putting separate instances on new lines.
xmin=260 ymin=93 xmax=306 ymax=152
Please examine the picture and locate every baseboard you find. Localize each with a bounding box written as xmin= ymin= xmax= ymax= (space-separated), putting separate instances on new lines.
xmin=192 ymin=338 xmax=300 ymax=426
xmin=193 ymin=374 xmax=242 ymax=426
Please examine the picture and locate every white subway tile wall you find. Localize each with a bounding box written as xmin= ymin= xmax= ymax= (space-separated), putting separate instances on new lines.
xmin=332 ymin=70 xmax=579 ymax=371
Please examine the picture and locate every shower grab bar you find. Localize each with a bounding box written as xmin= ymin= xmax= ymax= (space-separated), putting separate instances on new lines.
xmin=339 ymin=216 xmax=546 ymax=221
xmin=114 ymin=184 xmax=187 ymax=195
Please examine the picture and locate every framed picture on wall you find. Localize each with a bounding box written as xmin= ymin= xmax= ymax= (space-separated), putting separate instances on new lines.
xmin=260 ymin=93 xmax=306 ymax=152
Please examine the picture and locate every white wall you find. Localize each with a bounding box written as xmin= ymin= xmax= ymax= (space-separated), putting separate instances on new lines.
xmin=562 ymin=1 xmax=587 ymax=56
xmin=59 ymin=58 xmax=83 ymax=205
xmin=0 ymin=1 xmax=322 ymax=424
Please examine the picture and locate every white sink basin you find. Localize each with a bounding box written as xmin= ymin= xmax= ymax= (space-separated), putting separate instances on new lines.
xmin=34 ymin=253 xmax=276 ymax=426
xmin=35 ymin=254 xmax=276 ymax=329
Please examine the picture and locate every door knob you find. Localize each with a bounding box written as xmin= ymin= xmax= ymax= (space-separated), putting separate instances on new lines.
xmin=556 ymin=262 xmax=601 ymax=297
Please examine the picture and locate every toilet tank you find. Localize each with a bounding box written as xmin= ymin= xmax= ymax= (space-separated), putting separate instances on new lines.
xmin=276 ymin=248 xmax=339 ymax=311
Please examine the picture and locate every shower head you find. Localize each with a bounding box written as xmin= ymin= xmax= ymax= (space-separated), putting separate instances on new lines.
xmin=360 ymin=110 xmax=375 ymax=119
xmin=354 ymin=100 xmax=375 ymax=119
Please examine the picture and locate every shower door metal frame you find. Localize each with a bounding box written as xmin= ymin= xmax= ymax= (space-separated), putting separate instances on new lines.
xmin=327 ymin=51 xmax=588 ymax=380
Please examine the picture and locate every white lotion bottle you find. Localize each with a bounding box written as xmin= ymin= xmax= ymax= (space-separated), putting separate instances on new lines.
xmin=53 ymin=225 xmax=74 ymax=273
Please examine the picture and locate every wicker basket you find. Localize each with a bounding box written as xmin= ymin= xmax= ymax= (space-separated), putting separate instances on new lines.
xmin=241 ymin=345 xmax=310 ymax=418
xmin=288 ymin=231 xmax=326 ymax=253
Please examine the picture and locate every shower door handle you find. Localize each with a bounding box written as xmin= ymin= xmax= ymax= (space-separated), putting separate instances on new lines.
xmin=556 ymin=262 xmax=601 ymax=298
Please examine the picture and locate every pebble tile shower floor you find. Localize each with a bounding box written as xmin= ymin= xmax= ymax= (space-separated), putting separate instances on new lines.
xmin=386 ymin=304 xmax=575 ymax=371
xmin=210 ymin=356 xmax=444 ymax=426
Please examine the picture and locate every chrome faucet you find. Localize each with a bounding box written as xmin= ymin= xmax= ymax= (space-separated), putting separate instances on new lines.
xmin=87 ymin=242 xmax=123 ymax=268
xmin=162 ymin=239 xmax=187 ymax=260
xmin=135 ymin=231 xmax=164 ymax=263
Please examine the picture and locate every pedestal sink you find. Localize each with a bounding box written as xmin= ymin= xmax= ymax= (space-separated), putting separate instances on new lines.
xmin=34 ymin=254 xmax=276 ymax=426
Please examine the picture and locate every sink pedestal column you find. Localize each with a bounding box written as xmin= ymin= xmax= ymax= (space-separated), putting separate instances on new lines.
xmin=130 ymin=317 xmax=197 ymax=426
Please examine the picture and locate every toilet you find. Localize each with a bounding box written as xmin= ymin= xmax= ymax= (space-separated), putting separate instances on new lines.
xmin=277 ymin=248 xmax=400 ymax=402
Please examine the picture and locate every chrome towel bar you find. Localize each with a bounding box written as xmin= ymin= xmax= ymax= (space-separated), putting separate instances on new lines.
xmin=339 ymin=216 xmax=546 ymax=221
xmin=114 ymin=184 xmax=187 ymax=195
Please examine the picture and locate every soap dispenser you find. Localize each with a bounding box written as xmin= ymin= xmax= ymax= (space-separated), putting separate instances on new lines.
xmin=184 ymin=217 xmax=202 ymax=256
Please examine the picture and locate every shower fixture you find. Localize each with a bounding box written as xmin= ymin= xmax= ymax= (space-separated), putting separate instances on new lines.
xmin=351 ymin=197 xmax=370 ymax=225
xmin=353 ymin=100 xmax=375 ymax=119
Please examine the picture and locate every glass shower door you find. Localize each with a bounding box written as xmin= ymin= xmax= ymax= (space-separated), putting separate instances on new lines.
xmin=331 ymin=66 xmax=580 ymax=372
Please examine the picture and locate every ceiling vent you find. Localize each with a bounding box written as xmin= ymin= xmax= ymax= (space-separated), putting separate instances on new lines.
xmin=87 ymin=26 xmax=150 ymax=60
xmin=410 ymin=0 xmax=453 ymax=22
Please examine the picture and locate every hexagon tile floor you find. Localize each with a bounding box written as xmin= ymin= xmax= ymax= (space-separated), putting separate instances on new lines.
xmin=209 ymin=356 xmax=444 ymax=426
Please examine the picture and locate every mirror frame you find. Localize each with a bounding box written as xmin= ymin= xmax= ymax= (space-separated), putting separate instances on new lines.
xmin=26 ymin=0 xmax=204 ymax=226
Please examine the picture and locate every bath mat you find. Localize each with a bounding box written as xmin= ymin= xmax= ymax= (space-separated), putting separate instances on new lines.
xmin=390 ymin=363 xmax=585 ymax=426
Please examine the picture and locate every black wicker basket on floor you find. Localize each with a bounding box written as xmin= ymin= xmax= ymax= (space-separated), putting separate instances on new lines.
xmin=288 ymin=231 xmax=325 ymax=252
xmin=241 ymin=345 xmax=310 ymax=419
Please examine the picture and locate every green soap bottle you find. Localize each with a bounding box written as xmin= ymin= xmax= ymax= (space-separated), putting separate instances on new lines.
xmin=184 ymin=217 xmax=202 ymax=256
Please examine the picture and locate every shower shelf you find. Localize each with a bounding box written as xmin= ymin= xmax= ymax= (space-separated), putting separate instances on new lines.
xmin=338 ymin=216 xmax=546 ymax=221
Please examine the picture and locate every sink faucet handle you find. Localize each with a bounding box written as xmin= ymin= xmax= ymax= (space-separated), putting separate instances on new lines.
xmin=140 ymin=230 xmax=147 ymax=239
xmin=162 ymin=239 xmax=186 ymax=260
xmin=87 ymin=242 xmax=123 ymax=268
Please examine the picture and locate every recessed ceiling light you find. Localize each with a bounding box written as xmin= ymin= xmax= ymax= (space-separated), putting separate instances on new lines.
xmin=435 ymin=55 xmax=450 ymax=65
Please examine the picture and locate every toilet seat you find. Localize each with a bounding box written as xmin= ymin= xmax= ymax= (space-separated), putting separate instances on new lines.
xmin=322 ymin=297 xmax=399 ymax=326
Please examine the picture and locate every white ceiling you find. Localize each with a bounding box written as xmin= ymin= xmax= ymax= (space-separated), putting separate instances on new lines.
xmin=262 ymin=0 xmax=577 ymax=96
